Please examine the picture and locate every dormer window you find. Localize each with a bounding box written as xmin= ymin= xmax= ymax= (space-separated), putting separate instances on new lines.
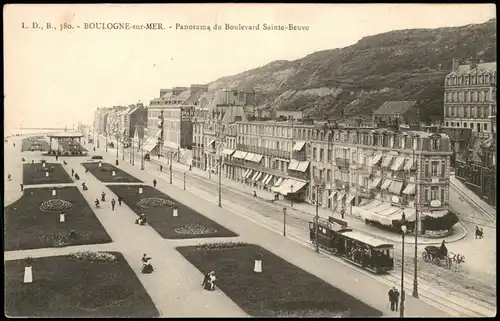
xmin=431 ymin=138 xmax=440 ymax=151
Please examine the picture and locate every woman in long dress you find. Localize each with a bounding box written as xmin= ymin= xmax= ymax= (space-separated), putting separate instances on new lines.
xmin=202 ymin=271 xmax=216 ymax=291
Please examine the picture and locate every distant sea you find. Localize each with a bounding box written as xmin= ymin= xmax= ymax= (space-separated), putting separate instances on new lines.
xmin=4 ymin=128 xmax=65 ymax=137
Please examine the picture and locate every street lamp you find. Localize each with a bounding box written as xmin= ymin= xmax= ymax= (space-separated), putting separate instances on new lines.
xmin=140 ymin=136 xmax=144 ymax=170
xmin=105 ymin=133 xmax=108 ymax=152
xmin=400 ymin=212 xmax=408 ymax=318
xmin=122 ymin=135 xmax=125 ymax=161
xmin=412 ymin=134 xmax=420 ymax=299
xmin=216 ymin=122 xmax=226 ymax=208
xmin=315 ymin=185 xmax=323 ymax=253
xmin=283 ymin=207 xmax=287 ymax=236
xmin=290 ymin=185 xmax=294 ymax=208
xmin=116 ymin=134 xmax=119 ymax=160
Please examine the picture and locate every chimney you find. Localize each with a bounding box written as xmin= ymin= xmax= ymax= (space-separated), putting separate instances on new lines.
xmin=467 ymin=57 xmax=478 ymax=70
xmin=452 ymin=58 xmax=460 ymax=71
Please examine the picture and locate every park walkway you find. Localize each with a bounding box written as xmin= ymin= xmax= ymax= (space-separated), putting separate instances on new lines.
xmin=97 ymin=143 xmax=450 ymax=317
xmin=4 ymin=138 xmax=25 ymax=206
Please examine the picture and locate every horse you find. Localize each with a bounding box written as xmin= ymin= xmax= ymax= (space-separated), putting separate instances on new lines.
xmin=447 ymin=252 xmax=466 ymax=272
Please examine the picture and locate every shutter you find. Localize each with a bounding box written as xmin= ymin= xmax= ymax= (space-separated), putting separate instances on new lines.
xmin=425 ymin=189 xmax=430 ymax=202
xmin=424 ymin=163 xmax=429 ymax=177
xmin=440 ymin=188 xmax=445 ymax=203
xmin=441 ymin=162 xmax=446 ymax=177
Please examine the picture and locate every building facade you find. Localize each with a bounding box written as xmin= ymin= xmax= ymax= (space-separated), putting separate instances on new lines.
xmin=372 ymin=101 xmax=419 ymax=125
xmin=443 ymin=57 xmax=497 ymax=138
xmin=308 ymin=125 xmax=453 ymax=234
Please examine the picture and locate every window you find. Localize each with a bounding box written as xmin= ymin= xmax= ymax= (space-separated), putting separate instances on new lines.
xmin=470 ymin=123 xmax=474 ymax=129
xmin=327 ymin=169 xmax=331 ymax=181
xmin=424 ymin=161 xmax=430 ymax=177
xmin=440 ymin=188 xmax=445 ymax=204
xmin=463 ymin=122 xmax=467 ymax=128
xmin=432 ymin=139 xmax=440 ymax=151
xmin=441 ymin=161 xmax=446 ymax=177
xmin=312 ymin=147 xmax=317 ymax=160
xmin=431 ymin=186 xmax=439 ymax=200
xmin=430 ymin=161 xmax=439 ymax=176
xmin=484 ymin=123 xmax=488 ymax=131
xmin=320 ymin=149 xmax=324 ymax=162
xmin=424 ymin=187 xmax=430 ymax=202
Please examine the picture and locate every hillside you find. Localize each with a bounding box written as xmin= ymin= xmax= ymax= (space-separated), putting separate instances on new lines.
xmin=208 ymin=18 xmax=496 ymax=122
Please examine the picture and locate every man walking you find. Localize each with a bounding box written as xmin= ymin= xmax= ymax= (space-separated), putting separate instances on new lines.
xmin=111 ymin=198 xmax=116 ymax=211
xmin=71 ymin=168 xmax=75 ymax=177
xmin=388 ymin=287 xmax=396 ymax=311
xmin=160 ymin=165 xmax=163 ymax=172
xmin=393 ymin=288 xmax=400 ymax=312
xmin=153 ymin=179 xmax=157 ymax=188
xmin=118 ymin=196 xmax=122 ymax=206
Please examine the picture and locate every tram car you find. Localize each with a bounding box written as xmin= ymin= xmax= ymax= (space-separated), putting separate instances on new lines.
xmin=309 ymin=217 xmax=395 ymax=274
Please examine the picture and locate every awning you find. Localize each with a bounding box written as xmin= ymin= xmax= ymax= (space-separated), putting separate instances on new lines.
xmin=402 ymin=183 xmax=416 ymax=195
xmin=328 ymin=191 xmax=337 ymax=199
xmin=423 ymin=210 xmax=449 ymax=219
xmin=251 ymin=171 xmax=260 ymax=180
xmin=264 ymin=175 xmax=274 ymax=185
xmin=288 ymin=159 xmax=300 ymax=170
xmin=245 ymin=170 xmax=254 ymax=179
xmin=223 ymin=148 xmax=235 ymax=156
xmin=274 ymin=177 xmax=283 ymax=187
xmin=262 ymin=174 xmax=270 ymax=184
xmin=254 ymin=172 xmax=263 ymax=181
xmin=292 ymin=141 xmax=306 ymax=151
xmin=288 ymin=180 xmax=307 ymax=194
xmin=296 ymin=161 xmax=310 ymax=172
xmin=252 ymin=154 xmax=263 ymax=163
xmin=390 ymin=157 xmax=406 ymax=171
xmin=244 ymin=153 xmax=256 ymax=161
xmin=380 ymin=179 xmax=392 ymax=190
xmin=232 ymin=150 xmax=247 ymax=159
xmin=337 ymin=192 xmax=346 ymax=202
xmin=208 ymin=139 xmax=215 ymax=147
xmin=346 ymin=194 xmax=355 ymax=204
xmin=382 ymin=155 xmax=393 ymax=168
xmin=403 ymin=158 xmax=415 ymax=171
xmin=388 ymin=181 xmax=403 ymax=194
xmin=370 ymin=153 xmax=383 ymax=166
xmin=369 ymin=177 xmax=382 ymax=189
xmin=243 ymin=169 xmax=251 ymax=178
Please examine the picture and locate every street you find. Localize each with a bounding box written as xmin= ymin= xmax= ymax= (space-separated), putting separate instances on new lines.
xmin=97 ymin=139 xmax=495 ymax=317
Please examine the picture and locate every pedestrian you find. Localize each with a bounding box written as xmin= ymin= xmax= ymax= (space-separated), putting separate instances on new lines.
xmin=20 ymin=183 xmax=24 ymax=191
xmin=158 ymin=154 xmax=160 ymax=159
xmin=118 ymin=196 xmax=122 ymax=206
xmin=55 ymin=155 xmax=58 ymax=161
xmin=189 ymin=165 xmax=192 ymax=171
xmin=93 ymin=147 xmax=96 ymax=152
xmin=341 ymin=208 xmax=345 ymax=219
xmin=393 ymin=288 xmax=400 ymax=311
xmin=101 ymin=191 xmax=106 ymax=202
xmin=160 ymin=165 xmax=163 ymax=172
xmin=111 ymin=198 xmax=116 ymax=211
xmin=153 ymin=179 xmax=157 ymax=187
xmin=71 ymin=168 xmax=74 ymax=177
xmin=388 ymin=287 xmax=395 ymax=311
xmin=8 ymin=173 xmax=11 ymax=181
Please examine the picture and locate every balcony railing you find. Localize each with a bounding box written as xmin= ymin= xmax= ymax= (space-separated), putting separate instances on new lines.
xmin=236 ymin=144 xmax=290 ymax=159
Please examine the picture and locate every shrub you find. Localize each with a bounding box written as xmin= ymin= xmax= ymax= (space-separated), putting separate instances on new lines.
xmin=69 ymin=251 xmax=118 ymax=263
xmin=193 ymin=241 xmax=248 ymax=251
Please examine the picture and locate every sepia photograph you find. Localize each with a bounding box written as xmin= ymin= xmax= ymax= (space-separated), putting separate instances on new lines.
xmin=3 ymin=3 xmax=496 ymax=318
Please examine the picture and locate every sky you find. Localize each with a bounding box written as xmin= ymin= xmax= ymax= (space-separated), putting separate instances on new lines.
xmin=3 ymin=3 xmax=496 ymax=133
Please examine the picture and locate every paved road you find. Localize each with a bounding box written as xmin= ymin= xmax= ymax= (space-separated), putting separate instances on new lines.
xmin=96 ymin=140 xmax=494 ymax=317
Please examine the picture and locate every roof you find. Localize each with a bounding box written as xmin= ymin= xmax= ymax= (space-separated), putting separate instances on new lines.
xmin=341 ymin=231 xmax=393 ymax=248
xmin=447 ymin=62 xmax=496 ymax=77
xmin=48 ymin=132 xmax=84 ymax=138
xmin=373 ymin=101 xmax=417 ymax=115
xmin=184 ymin=90 xmax=205 ymax=105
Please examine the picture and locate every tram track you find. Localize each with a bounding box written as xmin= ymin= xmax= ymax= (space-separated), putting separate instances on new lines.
xmin=162 ymin=168 xmax=495 ymax=317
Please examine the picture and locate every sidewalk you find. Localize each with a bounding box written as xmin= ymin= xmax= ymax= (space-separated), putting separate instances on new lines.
xmin=4 ymin=136 xmax=27 ymax=206
xmin=63 ymin=155 xmax=246 ymax=317
xmin=450 ymin=174 xmax=496 ymax=219
xmin=95 ymin=142 xmax=451 ymax=317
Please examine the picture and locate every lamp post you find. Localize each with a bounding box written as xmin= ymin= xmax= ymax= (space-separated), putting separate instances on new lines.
xmin=105 ymin=134 xmax=108 ymax=152
xmin=412 ymin=135 xmax=420 ymax=299
xmin=169 ymin=164 xmax=172 ymax=184
xmin=283 ymin=207 xmax=287 ymax=236
xmin=131 ymin=136 xmax=135 ymax=166
xmin=140 ymin=136 xmax=144 ymax=170
xmin=290 ymin=185 xmax=294 ymax=208
xmin=116 ymin=134 xmax=119 ymax=159
xmin=400 ymin=212 xmax=408 ymax=318
xmin=323 ymin=123 xmax=335 ymax=211
xmin=315 ymin=185 xmax=322 ymax=253
xmin=216 ymin=122 xmax=226 ymax=208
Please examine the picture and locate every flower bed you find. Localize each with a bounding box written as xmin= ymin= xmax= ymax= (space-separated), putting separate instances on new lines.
xmin=177 ymin=243 xmax=381 ymax=317
xmin=81 ymin=162 xmax=143 ymax=183
xmin=138 ymin=197 xmax=174 ymax=208
xmin=39 ymin=199 xmax=73 ymax=212
xmin=4 ymin=186 xmax=112 ymax=251
xmin=107 ymin=184 xmax=237 ymax=239
xmin=5 ymin=253 xmax=159 ymax=317
xmin=22 ymin=163 xmax=73 ymax=185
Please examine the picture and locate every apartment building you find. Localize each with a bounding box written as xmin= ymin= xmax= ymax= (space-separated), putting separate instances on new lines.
xmin=144 ymin=85 xmax=208 ymax=157
xmin=443 ymin=57 xmax=497 ymax=138
xmin=309 ymin=125 xmax=453 ymax=234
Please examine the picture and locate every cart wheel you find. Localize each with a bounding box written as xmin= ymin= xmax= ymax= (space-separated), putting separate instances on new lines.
xmin=422 ymin=252 xmax=428 ymax=262
xmin=433 ymin=257 xmax=441 ymax=266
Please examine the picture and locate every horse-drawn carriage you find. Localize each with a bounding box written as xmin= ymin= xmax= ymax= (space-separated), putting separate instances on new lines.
xmin=422 ymin=245 xmax=466 ymax=270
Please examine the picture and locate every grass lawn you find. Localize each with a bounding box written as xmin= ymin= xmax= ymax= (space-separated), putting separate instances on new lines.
xmin=23 ymin=163 xmax=73 ymax=185
xmin=107 ymin=185 xmax=238 ymax=239
xmin=177 ymin=243 xmax=382 ymax=317
xmin=21 ymin=136 xmax=50 ymax=152
xmin=4 ymin=186 xmax=112 ymax=251
xmin=5 ymin=252 xmax=159 ymax=317
xmin=81 ymin=162 xmax=143 ymax=183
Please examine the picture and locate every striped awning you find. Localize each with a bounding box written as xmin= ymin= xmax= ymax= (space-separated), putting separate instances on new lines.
xmin=223 ymin=148 xmax=235 ymax=156
xmin=288 ymin=159 xmax=300 ymax=171
xmin=403 ymin=158 xmax=415 ymax=171
xmin=382 ymin=155 xmax=394 ymax=168
xmin=388 ymin=181 xmax=403 ymax=194
xmin=264 ymin=175 xmax=274 ymax=185
xmin=337 ymin=192 xmax=346 ymax=202
xmin=274 ymin=177 xmax=283 ymax=187
xmin=380 ymin=179 xmax=392 ymax=190
xmin=369 ymin=177 xmax=382 ymax=189
xmin=244 ymin=153 xmax=256 ymax=161
xmin=370 ymin=153 xmax=383 ymax=166
xmin=296 ymin=161 xmax=310 ymax=172
xmin=402 ymin=183 xmax=416 ymax=195
xmin=292 ymin=141 xmax=306 ymax=151
xmin=251 ymin=154 xmax=264 ymax=163
xmin=328 ymin=191 xmax=337 ymax=199
xmin=244 ymin=169 xmax=254 ymax=179
xmin=390 ymin=157 xmax=406 ymax=171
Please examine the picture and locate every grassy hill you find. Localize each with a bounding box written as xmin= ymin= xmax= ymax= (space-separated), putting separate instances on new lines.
xmin=208 ymin=18 xmax=496 ymax=123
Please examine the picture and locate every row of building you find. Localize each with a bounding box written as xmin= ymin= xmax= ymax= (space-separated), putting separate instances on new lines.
xmin=90 ymin=57 xmax=496 ymax=233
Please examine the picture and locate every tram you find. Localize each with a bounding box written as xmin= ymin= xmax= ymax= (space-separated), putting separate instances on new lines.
xmin=309 ymin=217 xmax=395 ymax=274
